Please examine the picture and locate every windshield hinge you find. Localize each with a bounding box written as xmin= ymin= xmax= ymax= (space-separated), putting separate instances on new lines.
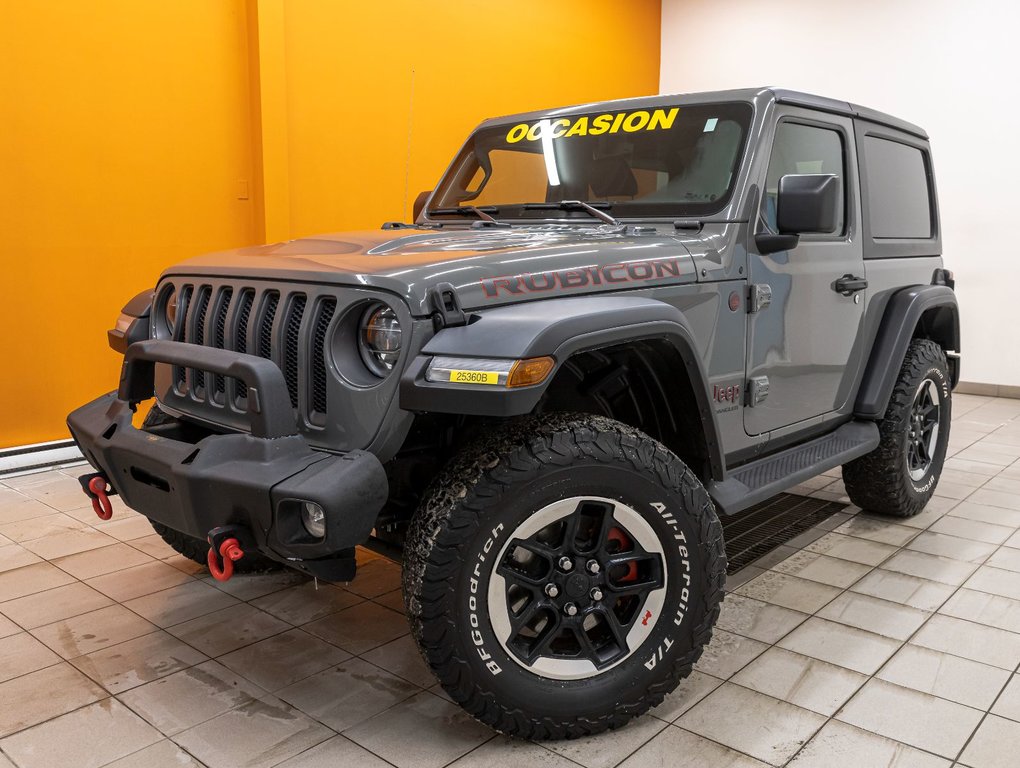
xmin=748 ymin=284 xmax=772 ymax=313
xmin=428 ymin=282 xmax=467 ymax=330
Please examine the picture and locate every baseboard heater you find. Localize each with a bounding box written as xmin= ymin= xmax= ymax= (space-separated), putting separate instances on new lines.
xmin=0 ymin=439 xmax=84 ymax=477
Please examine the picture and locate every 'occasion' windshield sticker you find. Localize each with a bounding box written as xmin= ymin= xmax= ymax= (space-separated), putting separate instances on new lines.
xmin=505 ymin=108 xmax=680 ymax=143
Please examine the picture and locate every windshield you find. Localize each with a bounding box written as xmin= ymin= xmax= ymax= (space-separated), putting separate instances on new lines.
xmin=429 ymin=101 xmax=753 ymax=221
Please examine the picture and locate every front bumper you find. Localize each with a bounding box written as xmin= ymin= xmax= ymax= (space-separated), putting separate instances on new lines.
xmin=67 ymin=340 xmax=388 ymax=580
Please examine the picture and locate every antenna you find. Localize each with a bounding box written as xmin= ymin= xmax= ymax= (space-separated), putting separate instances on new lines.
xmin=402 ymin=67 xmax=416 ymax=221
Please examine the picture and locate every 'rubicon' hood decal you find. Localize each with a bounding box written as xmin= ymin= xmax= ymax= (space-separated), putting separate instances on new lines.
xmin=163 ymin=225 xmax=697 ymax=315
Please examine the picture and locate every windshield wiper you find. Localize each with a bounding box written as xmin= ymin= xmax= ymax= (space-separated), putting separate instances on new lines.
xmin=522 ymin=200 xmax=620 ymax=227
xmin=429 ymin=205 xmax=500 ymax=221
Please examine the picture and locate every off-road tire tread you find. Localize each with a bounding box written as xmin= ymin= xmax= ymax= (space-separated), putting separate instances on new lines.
xmin=402 ymin=412 xmax=726 ymax=740
xmin=843 ymin=339 xmax=949 ymax=517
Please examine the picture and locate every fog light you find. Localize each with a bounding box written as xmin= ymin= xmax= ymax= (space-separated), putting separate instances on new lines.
xmin=301 ymin=502 xmax=326 ymax=538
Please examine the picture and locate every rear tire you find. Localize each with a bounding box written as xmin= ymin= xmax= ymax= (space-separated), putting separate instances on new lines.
xmin=402 ymin=413 xmax=726 ymax=739
xmin=843 ymin=339 xmax=951 ymax=517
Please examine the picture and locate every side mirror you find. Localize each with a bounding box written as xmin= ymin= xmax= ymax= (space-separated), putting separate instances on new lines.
xmin=413 ymin=190 xmax=432 ymax=222
xmin=756 ymin=174 xmax=840 ymax=255
xmin=776 ymin=173 xmax=840 ymax=234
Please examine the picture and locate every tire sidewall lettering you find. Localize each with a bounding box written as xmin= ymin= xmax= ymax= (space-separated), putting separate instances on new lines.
xmin=467 ymin=523 xmax=505 ymax=675
xmin=460 ymin=485 xmax=701 ymax=684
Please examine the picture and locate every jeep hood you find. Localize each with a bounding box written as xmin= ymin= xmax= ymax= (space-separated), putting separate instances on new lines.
xmin=164 ymin=226 xmax=697 ymax=315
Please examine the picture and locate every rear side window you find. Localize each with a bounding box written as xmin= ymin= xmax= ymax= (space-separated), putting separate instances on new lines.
xmin=863 ymin=137 xmax=932 ymax=239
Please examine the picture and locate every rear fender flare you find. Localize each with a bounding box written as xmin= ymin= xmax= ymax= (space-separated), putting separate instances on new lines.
xmin=855 ymin=285 xmax=959 ymax=419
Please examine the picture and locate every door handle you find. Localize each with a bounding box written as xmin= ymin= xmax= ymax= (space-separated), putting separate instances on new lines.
xmin=832 ymin=274 xmax=868 ymax=296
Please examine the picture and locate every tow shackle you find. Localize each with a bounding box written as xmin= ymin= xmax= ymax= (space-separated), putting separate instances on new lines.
xmin=78 ymin=472 xmax=115 ymax=521
xmin=207 ymin=537 xmax=245 ymax=582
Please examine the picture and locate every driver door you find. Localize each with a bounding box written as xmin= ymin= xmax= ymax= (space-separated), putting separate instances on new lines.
xmin=744 ymin=110 xmax=866 ymax=436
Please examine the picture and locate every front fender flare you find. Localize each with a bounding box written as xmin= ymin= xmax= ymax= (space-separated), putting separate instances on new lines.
xmin=399 ymin=295 xmax=724 ymax=479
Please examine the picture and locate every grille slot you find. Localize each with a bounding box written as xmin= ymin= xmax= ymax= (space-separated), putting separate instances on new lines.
xmin=282 ymin=295 xmax=307 ymax=409
xmin=189 ymin=286 xmax=212 ymax=396
xmin=212 ymin=288 xmax=233 ymax=398
xmin=258 ymin=292 xmax=279 ymax=360
xmin=311 ymin=298 xmax=336 ymax=416
xmin=172 ymin=285 xmax=193 ymax=389
xmin=232 ymin=289 xmax=255 ymax=404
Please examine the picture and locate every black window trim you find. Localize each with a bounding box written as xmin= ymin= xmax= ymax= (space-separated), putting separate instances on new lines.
xmin=855 ymin=121 xmax=941 ymax=260
xmin=759 ymin=113 xmax=855 ymax=245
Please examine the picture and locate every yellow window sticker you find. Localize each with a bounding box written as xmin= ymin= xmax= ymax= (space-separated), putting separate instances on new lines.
xmin=505 ymin=108 xmax=679 ymax=143
xmin=449 ymin=370 xmax=500 ymax=385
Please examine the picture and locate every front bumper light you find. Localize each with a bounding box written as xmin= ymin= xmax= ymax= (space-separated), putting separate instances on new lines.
xmin=301 ymin=501 xmax=326 ymax=539
xmin=426 ymin=355 xmax=555 ymax=388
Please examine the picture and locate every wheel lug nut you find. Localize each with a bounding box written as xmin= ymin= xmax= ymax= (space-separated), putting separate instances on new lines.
xmin=590 ymin=587 xmax=603 ymax=601
xmin=558 ymin=557 xmax=573 ymax=572
xmin=544 ymin=583 xmax=559 ymax=598
xmin=586 ymin=559 xmax=601 ymax=574
xmin=563 ymin=602 xmax=578 ymax=617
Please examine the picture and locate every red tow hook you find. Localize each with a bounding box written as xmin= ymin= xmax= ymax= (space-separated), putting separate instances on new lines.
xmin=79 ymin=473 xmax=114 ymax=520
xmin=207 ymin=537 xmax=245 ymax=582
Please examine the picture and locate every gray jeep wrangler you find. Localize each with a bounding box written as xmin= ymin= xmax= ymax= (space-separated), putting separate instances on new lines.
xmin=68 ymin=87 xmax=959 ymax=739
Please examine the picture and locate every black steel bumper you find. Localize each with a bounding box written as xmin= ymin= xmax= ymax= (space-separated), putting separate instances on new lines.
xmin=67 ymin=340 xmax=388 ymax=581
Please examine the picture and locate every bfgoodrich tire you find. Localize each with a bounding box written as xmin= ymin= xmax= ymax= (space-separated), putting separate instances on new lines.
xmin=844 ymin=339 xmax=952 ymax=517
xmin=402 ymin=413 xmax=726 ymax=739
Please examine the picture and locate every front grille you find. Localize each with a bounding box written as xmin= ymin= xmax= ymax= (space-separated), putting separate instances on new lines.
xmin=168 ymin=282 xmax=336 ymax=423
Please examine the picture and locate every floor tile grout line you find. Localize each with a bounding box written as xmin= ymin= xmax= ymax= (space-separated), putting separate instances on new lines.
xmin=92 ymin=732 xmax=209 ymax=768
xmin=725 ymin=508 xmax=935 ymax=765
xmin=720 ymin=471 xmax=1000 ymax=762
xmin=778 ymin=461 xmax=1020 ymax=766
xmin=950 ymin=657 xmax=1020 ymax=765
xmin=942 ymin=498 xmax=1020 ymax=763
xmin=1 ymin=564 xmax=396 ymax=743
xmin=691 ymin=498 xmax=960 ymax=762
xmin=3 ymin=413 xmax=1019 ymax=765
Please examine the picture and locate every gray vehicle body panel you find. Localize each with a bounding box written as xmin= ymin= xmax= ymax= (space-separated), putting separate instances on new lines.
xmin=132 ymin=86 xmax=954 ymax=508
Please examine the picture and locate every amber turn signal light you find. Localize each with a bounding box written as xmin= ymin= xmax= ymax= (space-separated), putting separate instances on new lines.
xmin=507 ymin=356 xmax=555 ymax=388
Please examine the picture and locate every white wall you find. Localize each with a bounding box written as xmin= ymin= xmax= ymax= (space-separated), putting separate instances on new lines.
xmin=661 ymin=0 xmax=1020 ymax=386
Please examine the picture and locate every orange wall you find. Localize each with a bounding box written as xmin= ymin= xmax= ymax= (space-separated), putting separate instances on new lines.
xmin=281 ymin=0 xmax=663 ymax=236
xmin=0 ymin=0 xmax=661 ymax=448
xmin=0 ymin=1 xmax=257 ymax=448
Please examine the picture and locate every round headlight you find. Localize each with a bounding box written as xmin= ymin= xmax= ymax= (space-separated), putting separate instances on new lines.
xmin=359 ymin=304 xmax=401 ymax=376
xmin=164 ymin=286 xmax=178 ymax=334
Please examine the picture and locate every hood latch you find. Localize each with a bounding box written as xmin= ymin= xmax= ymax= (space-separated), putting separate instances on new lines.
xmin=428 ymin=282 xmax=467 ymax=330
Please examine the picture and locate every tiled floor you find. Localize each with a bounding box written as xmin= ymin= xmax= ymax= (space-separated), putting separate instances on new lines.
xmin=1 ymin=393 xmax=1019 ymax=767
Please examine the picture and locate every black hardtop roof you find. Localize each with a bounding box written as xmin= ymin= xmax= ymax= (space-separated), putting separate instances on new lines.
xmin=480 ymin=87 xmax=927 ymax=140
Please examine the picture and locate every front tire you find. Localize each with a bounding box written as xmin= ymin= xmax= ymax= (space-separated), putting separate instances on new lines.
xmin=844 ymin=339 xmax=951 ymax=517
xmin=402 ymin=413 xmax=726 ymax=739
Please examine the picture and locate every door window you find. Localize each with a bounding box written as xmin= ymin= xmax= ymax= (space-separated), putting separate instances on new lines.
xmin=763 ymin=122 xmax=846 ymax=235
